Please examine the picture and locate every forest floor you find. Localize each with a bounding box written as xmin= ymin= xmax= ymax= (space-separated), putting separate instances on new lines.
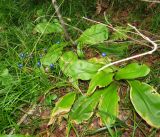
xmin=0 ymin=1 xmax=160 ymax=137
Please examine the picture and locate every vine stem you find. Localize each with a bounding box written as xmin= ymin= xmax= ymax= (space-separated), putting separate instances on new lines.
xmin=82 ymin=17 xmax=158 ymax=71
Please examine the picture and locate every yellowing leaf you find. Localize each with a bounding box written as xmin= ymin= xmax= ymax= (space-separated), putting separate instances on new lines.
xmin=129 ymin=80 xmax=160 ymax=128
xmin=48 ymin=92 xmax=76 ymax=125
xmin=115 ymin=63 xmax=150 ymax=80
xmin=87 ymin=70 xmax=114 ymax=95
xmin=98 ymin=83 xmax=119 ymax=125
xmin=88 ymin=57 xmax=111 ymax=65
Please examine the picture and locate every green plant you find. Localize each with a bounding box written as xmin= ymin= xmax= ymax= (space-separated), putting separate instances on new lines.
xmin=35 ymin=22 xmax=160 ymax=131
xmin=1 ymin=1 xmax=159 ymax=135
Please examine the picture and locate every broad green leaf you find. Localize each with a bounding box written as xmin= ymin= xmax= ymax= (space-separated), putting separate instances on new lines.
xmin=95 ymin=43 xmax=129 ymax=57
xmin=48 ymin=92 xmax=76 ymax=125
xmin=110 ymin=26 xmax=131 ymax=41
xmin=59 ymin=51 xmax=78 ymax=77
xmin=0 ymin=69 xmax=13 ymax=87
xmin=77 ymin=44 xmax=85 ymax=58
xmin=98 ymin=83 xmax=119 ymax=125
xmin=87 ymin=70 xmax=114 ymax=95
xmin=88 ymin=57 xmax=111 ymax=65
xmin=44 ymin=94 xmax=57 ymax=106
xmin=34 ymin=21 xmax=63 ymax=34
xmin=69 ymin=78 xmax=81 ymax=92
xmin=70 ymin=60 xmax=102 ymax=80
xmin=88 ymin=57 xmax=118 ymax=72
xmin=115 ymin=63 xmax=150 ymax=80
xmin=129 ymin=80 xmax=160 ymax=128
xmin=77 ymin=24 xmax=109 ymax=45
xmin=59 ymin=51 xmax=102 ymax=80
xmin=70 ymin=90 xmax=103 ymax=124
xmin=41 ymin=43 xmax=67 ymax=65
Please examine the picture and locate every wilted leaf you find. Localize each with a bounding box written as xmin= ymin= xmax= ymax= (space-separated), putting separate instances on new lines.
xmin=48 ymin=92 xmax=76 ymax=125
xmin=77 ymin=24 xmax=109 ymax=45
xmin=97 ymin=83 xmax=119 ymax=125
xmin=87 ymin=70 xmax=114 ymax=95
xmin=115 ymin=63 xmax=150 ymax=80
xmin=34 ymin=21 xmax=63 ymax=34
xmin=129 ymin=80 xmax=160 ymax=128
xmin=41 ymin=43 xmax=67 ymax=65
xmin=70 ymin=90 xmax=103 ymax=124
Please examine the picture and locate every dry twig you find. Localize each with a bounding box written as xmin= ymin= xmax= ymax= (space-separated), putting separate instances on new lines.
xmin=82 ymin=17 xmax=158 ymax=71
xmin=52 ymin=0 xmax=73 ymax=43
xmin=140 ymin=0 xmax=160 ymax=3
xmin=9 ymin=103 xmax=37 ymax=135
xmin=99 ymin=24 xmax=157 ymax=71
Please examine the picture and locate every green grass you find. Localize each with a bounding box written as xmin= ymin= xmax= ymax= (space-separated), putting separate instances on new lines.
xmin=0 ymin=0 xmax=60 ymax=133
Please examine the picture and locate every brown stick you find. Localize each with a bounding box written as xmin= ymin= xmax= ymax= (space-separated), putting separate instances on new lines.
xmin=52 ymin=0 xmax=71 ymax=41
xmin=9 ymin=103 xmax=37 ymax=135
xmin=140 ymin=0 xmax=160 ymax=3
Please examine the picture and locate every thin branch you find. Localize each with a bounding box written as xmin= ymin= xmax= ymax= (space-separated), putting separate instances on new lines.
xmin=52 ymin=0 xmax=73 ymax=43
xmin=9 ymin=103 xmax=37 ymax=135
xmin=82 ymin=17 xmax=158 ymax=71
xmin=98 ymin=24 xmax=158 ymax=71
xmin=140 ymin=0 xmax=160 ymax=3
xmin=82 ymin=17 xmax=150 ymax=48
xmin=9 ymin=90 xmax=52 ymax=134
xmin=64 ymin=22 xmax=84 ymax=33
